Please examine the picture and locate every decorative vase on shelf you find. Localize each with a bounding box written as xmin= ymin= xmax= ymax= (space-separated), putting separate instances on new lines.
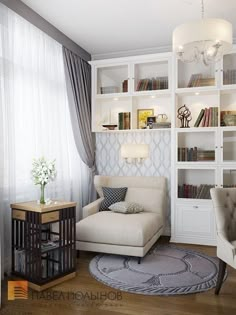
xmin=31 ymin=157 xmax=56 ymax=205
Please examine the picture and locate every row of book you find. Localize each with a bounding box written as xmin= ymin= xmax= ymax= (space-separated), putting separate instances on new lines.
xmin=178 ymin=147 xmax=215 ymax=161
xmin=119 ymin=112 xmax=131 ymax=130
xmin=136 ymin=77 xmax=168 ymax=91
xmin=187 ymin=74 xmax=215 ymax=88
xmin=194 ymin=107 xmax=218 ymax=127
xmin=223 ymin=69 xmax=236 ymax=85
xmin=178 ymin=184 xmax=214 ymax=199
xmin=122 ymin=79 xmax=128 ymax=92
xmin=100 ymin=86 xmax=119 ymax=94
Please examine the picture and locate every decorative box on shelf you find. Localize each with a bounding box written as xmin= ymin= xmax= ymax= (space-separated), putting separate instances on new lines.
xmin=11 ymin=200 xmax=77 ymax=291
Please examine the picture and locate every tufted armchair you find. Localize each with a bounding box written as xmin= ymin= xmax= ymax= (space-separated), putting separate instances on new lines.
xmin=210 ymin=188 xmax=236 ymax=294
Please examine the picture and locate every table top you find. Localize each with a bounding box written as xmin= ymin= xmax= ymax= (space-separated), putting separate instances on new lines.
xmin=10 ymin=200 xmax=77 ymax=213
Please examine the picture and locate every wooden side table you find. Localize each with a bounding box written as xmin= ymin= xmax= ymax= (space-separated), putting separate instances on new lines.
xmin=11 ymin=200 xmax=77 ymax=291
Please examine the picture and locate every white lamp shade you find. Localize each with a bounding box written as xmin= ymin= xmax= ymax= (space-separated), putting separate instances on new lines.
xmin=121 ymin=144 xmax=149 ymax=159
xmin=173 ymin=18 xmax=233 ymax=54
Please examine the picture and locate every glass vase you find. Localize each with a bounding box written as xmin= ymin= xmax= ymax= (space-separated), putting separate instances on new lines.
xmin=40 ymin=184 xmax=46 ymax=204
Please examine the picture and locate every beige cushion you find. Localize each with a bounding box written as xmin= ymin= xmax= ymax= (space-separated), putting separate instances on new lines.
xmin=125 ymin=187 xmax=163 ymax=213
xmin=94 ymin=176 xmax=166 ymax=216
xmin=76 ymin=211 xmax=163 ymax=247
xmin=109 ymin=201 xmax=144 ymax=213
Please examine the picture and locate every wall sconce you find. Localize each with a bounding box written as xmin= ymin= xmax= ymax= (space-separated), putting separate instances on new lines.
xmin=121 ymin=144 xmax=149 ymax=164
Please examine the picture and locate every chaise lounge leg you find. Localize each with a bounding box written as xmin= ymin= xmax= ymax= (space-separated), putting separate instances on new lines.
xmin=138 ymin=257 xmax=141 ymax=264
xmin=76 ymin=250 xmax=80 ymax=258
xmin=215 ymin=259 xmax=226 ymax=295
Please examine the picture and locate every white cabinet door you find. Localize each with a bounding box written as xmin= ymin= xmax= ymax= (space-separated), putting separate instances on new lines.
xmin=95 ymin=63 xmax=130 ymax=96
xmin=174 ymin=203 xmax=216 ymax=245
xmin=219 ymin=166 xmax=236 ymax=187
xmin=220 ymin=128 xmax=236 ymax=164
xmin=221 ymin=51 xmax=236 ymax=88
xmin=131 ymin=58 xmax=170 ymax=95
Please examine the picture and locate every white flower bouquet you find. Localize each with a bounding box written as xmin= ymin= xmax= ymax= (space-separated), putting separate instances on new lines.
xmin=32 ymin=157 xmax=56 ymax=204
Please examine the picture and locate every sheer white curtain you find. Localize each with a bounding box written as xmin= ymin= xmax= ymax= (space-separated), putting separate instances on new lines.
xmin=0 ymin=4 xmax=89 ymax=274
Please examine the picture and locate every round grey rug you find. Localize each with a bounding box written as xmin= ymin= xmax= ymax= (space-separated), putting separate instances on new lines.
xmin=89 ymin=245 xmax=223 ymax=295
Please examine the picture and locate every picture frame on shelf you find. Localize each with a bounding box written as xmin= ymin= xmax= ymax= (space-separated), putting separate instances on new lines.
xmin=147 ymin=116 xmax=156 ymax=129
xmin=137 ymin=109 xmax=154 ymax=129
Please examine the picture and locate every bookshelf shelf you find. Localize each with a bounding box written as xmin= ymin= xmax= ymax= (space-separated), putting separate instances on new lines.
xmin=175 ymin=87 xmax=218 ymax=96
xmin=95 ymin=128 xmax=171 ymax=133
xmin=133 ymin=89 xmax=171 ymax=97
xmin=220 ymin=85 xmax=236 ymax=93
xmin=175 ymin=127 xmax=218 ymax=132
xmin=95 ymin=93 xmax=130 ymax=99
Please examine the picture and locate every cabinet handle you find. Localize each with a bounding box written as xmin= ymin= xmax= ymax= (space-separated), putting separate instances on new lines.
xmin=215 ymin=146 xmax=218 ymax=149
xmin=193 ymin=206 xmax=199 ymax=209
xmin=220 ymin=146 xmax=223 ymax=149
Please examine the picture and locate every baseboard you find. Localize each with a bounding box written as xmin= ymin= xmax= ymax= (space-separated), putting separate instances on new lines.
xmin=170 ymin=236 xmax=216 ymax=246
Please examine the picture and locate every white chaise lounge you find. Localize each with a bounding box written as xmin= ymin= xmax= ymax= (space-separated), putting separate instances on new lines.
xmin=76 ymin=176 xmax=167 ymax=261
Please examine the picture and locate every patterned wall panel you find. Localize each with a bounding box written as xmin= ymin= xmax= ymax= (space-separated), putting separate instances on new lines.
xmin=95 ymin=130 xmax=171 ymax=232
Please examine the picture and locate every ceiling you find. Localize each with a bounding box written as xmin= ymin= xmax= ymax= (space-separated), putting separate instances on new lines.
xmin=21 ymin=0 xmax=236 ymax=58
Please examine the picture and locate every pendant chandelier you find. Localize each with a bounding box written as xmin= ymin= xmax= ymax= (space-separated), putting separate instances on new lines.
xmin=172 ymin=0 xmax=233 ymax=65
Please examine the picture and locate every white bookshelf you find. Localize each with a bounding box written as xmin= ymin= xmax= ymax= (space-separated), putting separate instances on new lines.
xmin=90 ymin=47 xmax=236 ymax=246
xmin=91 ymin=54 xmax=172 ymax=132
xmin=171 ymin=49 xmax=236 ymax=246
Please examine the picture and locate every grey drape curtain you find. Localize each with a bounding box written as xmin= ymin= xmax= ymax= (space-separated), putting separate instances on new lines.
xmin=63 ymin=47 xmax=96 ymax=204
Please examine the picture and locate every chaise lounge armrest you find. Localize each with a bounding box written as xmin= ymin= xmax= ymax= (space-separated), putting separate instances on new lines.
xmin=82 ymin=198 xmax=104 ymax=218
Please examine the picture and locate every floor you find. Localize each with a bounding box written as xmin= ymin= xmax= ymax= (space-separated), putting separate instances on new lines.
xmin=1 ymin=238 xmax=236 ymax=315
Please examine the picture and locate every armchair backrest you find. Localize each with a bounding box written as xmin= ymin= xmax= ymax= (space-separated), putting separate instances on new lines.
xmin=94 ymin=175 xmax=167 ymax=217
xmin=210 ymin=188 xmax=236 ymax=242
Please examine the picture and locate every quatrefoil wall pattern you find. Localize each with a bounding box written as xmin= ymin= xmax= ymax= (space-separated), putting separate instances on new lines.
xmin=95 ymin=130 xmax=171 ymax=231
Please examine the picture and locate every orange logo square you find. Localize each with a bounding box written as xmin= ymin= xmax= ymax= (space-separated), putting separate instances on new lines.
xmin=8 ymin=281 xmax=28 ymax=300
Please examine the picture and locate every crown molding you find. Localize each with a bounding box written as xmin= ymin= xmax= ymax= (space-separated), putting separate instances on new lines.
xmin=92 ymin=38 xmax=236 ymax=61
xmin=92 ymin=45 xmax=172 ymax=60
